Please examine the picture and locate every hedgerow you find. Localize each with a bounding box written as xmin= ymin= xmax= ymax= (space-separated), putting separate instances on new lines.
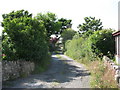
xmin=2 ymin=10 xmax=50 ymax=62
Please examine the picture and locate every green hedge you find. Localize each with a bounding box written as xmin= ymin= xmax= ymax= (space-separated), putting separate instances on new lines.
xmin=65 ymin=37 xmax=96 ymax=62
xmin=2 ymin=10 xmax=50 ymax=62
xmin=88 ymin=29 xmax=115 ymax=58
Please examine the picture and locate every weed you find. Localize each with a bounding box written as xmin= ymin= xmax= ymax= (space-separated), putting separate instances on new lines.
xmin=32 ymin=56 xmax=51 ymax=74
xmin=88 ymin=61 xmax=117 ymax=88
xmin=52 ymin=80 xmax=60 ymax=86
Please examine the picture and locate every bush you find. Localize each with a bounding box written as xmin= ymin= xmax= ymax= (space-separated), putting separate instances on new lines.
xmin=88 ymin=29 xmax=115 ymax=58
xmin=2 ymin=10 xmax=49 ymax=62
xmin=61 ymin=28 xmax=76 ymax=52
xmin=65 ymin=37 xmax=96 ymax=63
xmin=61 ymin=28 xmax=76 ymax=43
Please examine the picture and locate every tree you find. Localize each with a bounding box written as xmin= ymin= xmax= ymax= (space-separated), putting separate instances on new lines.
xmin=2 ymin=10 xmax=49 ymax=61
xmin=36 ymin=12 xmax=73 ymax=52
xmin=36 ymin=13 xmax=72 ymax=38
xmin=36 ymin=12 xmax=62 ymax=38
xmin=61 ymin=28 xmax=76 ymax=52
xmin=58 ymin=18 xmax=72 ymax=33
xmin=77 ymin=16 xmax=103 ymax=36
xmin=61 ymin=28 xmax=76 ymax=43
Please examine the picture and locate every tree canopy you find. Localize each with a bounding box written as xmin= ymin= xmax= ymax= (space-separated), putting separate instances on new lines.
xmin=36 ymin=13 xmax=72 ymax=38
xmin=36 ymin=12 xmax=62 ymax=38
xmin=2 ymin=10 xmax=49 ymax=61
xmin=77 ymin=16 xmax=103 ymax=36
xmin=58 ymin=18 xmax=72 ymax=33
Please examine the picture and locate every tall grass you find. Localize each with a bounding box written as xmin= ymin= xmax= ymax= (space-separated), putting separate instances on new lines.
xmin=88 ymin=60 xmax=117 ymax=88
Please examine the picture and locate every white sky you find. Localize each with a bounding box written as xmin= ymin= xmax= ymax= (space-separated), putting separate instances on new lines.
xmin=0 ymin=0 xmax=120 ymax=35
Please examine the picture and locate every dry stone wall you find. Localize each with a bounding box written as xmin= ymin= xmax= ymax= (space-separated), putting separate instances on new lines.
xmin=2 ymin=60 xmax=35 ymax=81
xmin=103 ymin=56 xmax=120 ymax=87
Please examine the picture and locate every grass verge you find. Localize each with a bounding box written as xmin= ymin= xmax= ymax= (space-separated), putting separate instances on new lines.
xmin=87 ymin=60 xmax=117 ymax=88
xmin=32 ymin=55 xmax=51 ymax=74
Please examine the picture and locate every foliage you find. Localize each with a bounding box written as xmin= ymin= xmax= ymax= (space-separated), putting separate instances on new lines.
xmin=88 ymin=29 xmax=115 ymax=58
xmin=2 ymin=10 xmax=49 ymax=62
xmin=61 ymin=28 xmax=76 ymax=43
xmin=36 ymin=12 xmax=62 ymax=38
xmin=64 ymin=28 xmax=116 ymax=88
xmin=61 ymin=28 xmax=76 ymax=52
xmin=89 ymin=61 xmax=117 ymax=88
xmin=65 ymin=37 xmax=96 ymax=62
xmin=33 ymin=55 xmax=51 ymax=74
xmin=36 ymin=13 xmax=73 ymax=39
xmin=64 ymin=16 xmax=116 ymax=88
xmin=77 ymin=16 xmax=103 ymax=36
xmin=58 ymin=18 xmax=72 ymax=33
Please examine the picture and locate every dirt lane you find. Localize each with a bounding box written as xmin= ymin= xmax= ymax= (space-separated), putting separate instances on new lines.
xmin=3 ymin=54 xmax=90 ymax=88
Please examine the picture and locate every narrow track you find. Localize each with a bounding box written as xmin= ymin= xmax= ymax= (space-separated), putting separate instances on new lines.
xmin=3 ymin=54 xmax=90 ymax=88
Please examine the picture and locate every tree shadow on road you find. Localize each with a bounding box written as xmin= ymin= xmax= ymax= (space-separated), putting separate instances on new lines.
xmin=2 ymin=54 xmax=91 ymax=88
xmin=30 ymin=55 xmax=90 ymax=83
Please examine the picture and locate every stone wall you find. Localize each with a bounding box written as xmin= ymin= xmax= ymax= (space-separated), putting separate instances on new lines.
xmin=103 ymin=56 xmax=120 ymax=87
xmin=2 ymin=60 xmax=35 ymax=81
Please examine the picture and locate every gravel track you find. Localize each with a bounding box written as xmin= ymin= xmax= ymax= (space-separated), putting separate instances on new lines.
xmin=3 ymin=54 xmax=90 ymax=88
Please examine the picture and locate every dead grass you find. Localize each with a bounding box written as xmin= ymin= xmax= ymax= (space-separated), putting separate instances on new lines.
xmin=87 ymin=60 xmax=118 ymax=88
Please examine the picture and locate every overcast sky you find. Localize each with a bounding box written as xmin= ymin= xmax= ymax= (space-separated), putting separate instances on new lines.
xmin=0 ymin=0 xmax=119 ymax=35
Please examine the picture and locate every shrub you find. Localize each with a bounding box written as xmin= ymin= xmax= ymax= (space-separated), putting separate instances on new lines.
xmin=61 ymin=28 xmax=76 ymax=43
xmin=65 ymin=37 xmax=96 ymax=62
xmin=2 ymin=10 xmax=49 ymax=62
xmin=88 ymin=29 xmax=115 ymax=58
xmin=61 ymin=28 xmax=76 ymax=52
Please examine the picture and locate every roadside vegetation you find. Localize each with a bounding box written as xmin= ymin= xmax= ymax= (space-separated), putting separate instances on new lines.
xmin=88 ymin=60 xmax=117 ymax=88
xmin=62 ymin=17 xmax=116 ymax=88
xmin=1 ymin=10 xmax=72 ymax=74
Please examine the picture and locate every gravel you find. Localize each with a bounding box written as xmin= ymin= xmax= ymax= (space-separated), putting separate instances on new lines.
xmin=3 ymin=54 xmax=90 ymax=88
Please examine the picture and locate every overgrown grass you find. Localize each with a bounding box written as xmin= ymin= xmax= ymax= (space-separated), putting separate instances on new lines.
xmin=87 ymin=60 xmax=117 ymax=88
xmin=32 ymin=55 xmax=51 ymax=74
xmin=64 ymin=32 xmax=117 ymax=88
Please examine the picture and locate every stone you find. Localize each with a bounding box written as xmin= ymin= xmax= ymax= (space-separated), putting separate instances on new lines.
xmin=2 ymin=60 xmax=35 ymax=81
